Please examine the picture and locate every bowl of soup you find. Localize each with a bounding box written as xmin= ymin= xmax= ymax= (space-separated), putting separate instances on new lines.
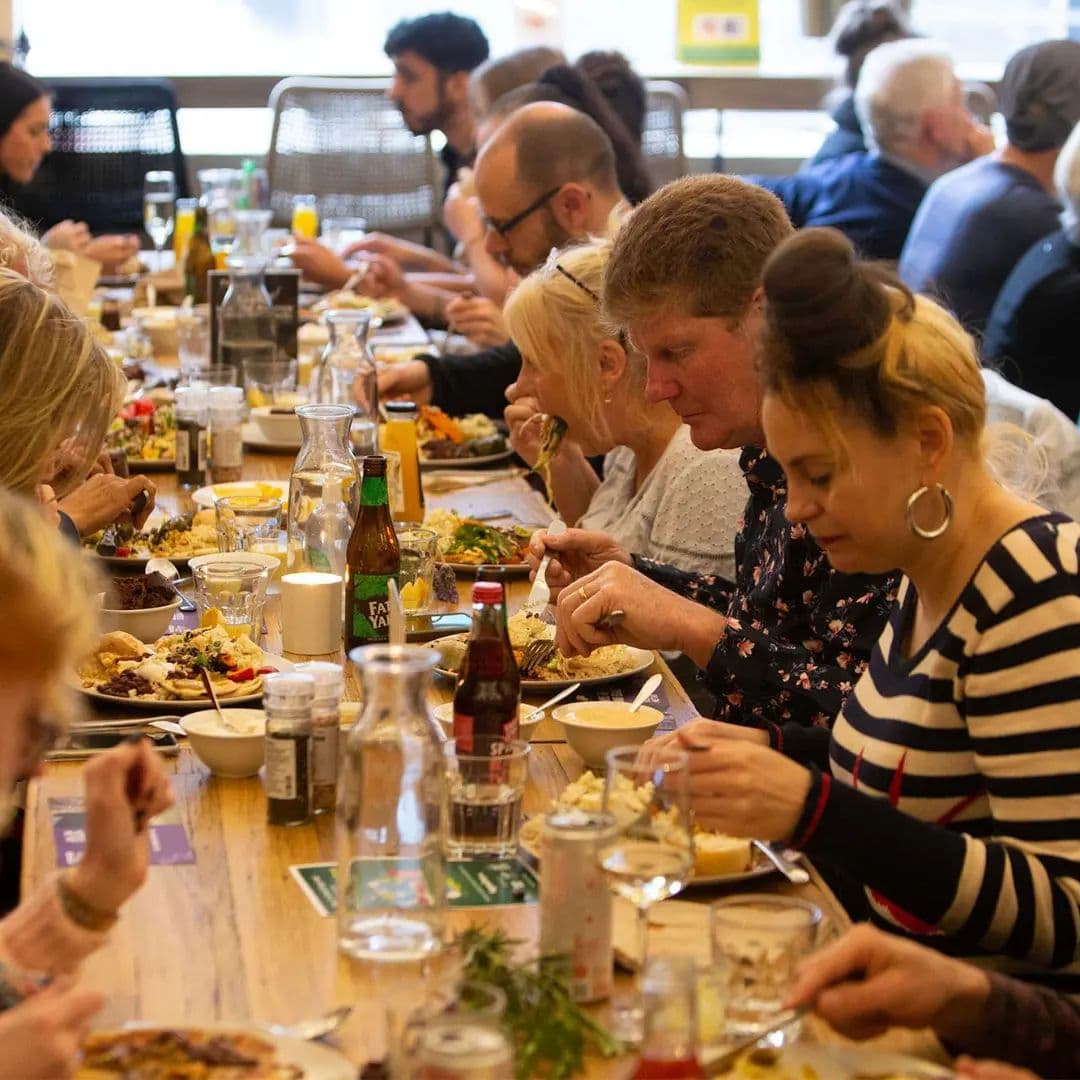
xmin=551 ymin=701 xmax=663 ymax=769
xmin=181 ymin=708 xmax=266 ymax=777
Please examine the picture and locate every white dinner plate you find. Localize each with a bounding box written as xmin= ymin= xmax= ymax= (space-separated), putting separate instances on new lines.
xmin=86 ymin=1023 xmax=354 ymax=1080
xmin=426 ymin=633 xmax=655 ymax=691
xmin=702 ymin=1044 xmax=953 ymax=1079
xmin=79 ymin=651 xmax=293 ymax=711
xmin=241 ymin=421 xmax=302 ymax=453
xmin=91 ymin=551 xmax=202 ymax=571
xmin=420 ymin=447 xmax=515 ymax=469
xmin=192 ymin=479 xmax=290 ymax=509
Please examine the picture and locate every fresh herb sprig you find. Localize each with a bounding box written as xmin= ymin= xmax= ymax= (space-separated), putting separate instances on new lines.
xmin=458 ymin=925 xmax=624 ymax=1079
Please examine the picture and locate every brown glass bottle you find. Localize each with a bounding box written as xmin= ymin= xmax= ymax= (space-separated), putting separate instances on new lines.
xmin=475 ymin=566 xmax=509 ymax=630
xmin=185 ymin=206 xmax=214 ymax=305
xmin=345 ymin=456 xmax=400 ymax=652
xmin=453 ymin=581 xmax=520 ymax=755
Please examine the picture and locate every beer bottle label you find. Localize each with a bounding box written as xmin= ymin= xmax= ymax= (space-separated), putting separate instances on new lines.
xmin=349 ymin=572 xmax=392 ymax=641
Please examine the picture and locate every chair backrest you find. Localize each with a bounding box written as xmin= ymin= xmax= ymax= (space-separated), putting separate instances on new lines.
xmin=266 ymin=77 xmax=440 ymax=239
xmin=642 ymin=81 xmax=688 ymax=188
xmin=14 ymin=78 xmax=186 ymax=236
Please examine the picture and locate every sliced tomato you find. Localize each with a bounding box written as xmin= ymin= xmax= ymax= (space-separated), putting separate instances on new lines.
xmin=115 ymin=546 xmax=132 ymax=557
xmin=227 ymin=667 xmax=256 ymax=683
xmin=256 ymin=666 xmax=278 ymax=675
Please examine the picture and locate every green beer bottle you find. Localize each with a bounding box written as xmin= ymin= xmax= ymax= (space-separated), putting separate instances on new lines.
xmin=345 ymin=456 xmax=400 ymax=650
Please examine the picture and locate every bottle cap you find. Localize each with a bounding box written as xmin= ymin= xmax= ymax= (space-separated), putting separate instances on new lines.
xmin=472 ymin=581 xmax=504 ymax=605
xmin=293 ymin=661 xmax=344 ymax=702
xmin=263 ymin=671 xmax=315 ymax=708
xmin=362 ymin=454 xmax=387 ymax=476
xmin=384 ymin=401 xmax=418 ymax=416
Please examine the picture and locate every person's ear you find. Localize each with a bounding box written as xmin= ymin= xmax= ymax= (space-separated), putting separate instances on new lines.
xmin=444 ymin=70 xmax=471 ymax=106
xmin=550 ymin=183 xmax=590 ymax=235
xmin=914 ymin=405 xmax=954 ymax=479
xmin=597 ymin=337 xmax=628 ymax=401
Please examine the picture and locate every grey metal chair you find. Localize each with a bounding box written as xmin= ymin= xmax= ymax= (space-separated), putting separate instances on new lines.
xmin=266 ymin=77 xmax=440 ymax=242
xmin=643 ymin=81 xmax=688 ymax=188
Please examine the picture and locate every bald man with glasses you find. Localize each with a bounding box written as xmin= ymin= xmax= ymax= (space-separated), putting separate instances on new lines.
xmin=374 ymin=102 xmax=628 ymax=418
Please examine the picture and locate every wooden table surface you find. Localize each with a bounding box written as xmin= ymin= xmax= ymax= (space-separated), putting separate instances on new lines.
xmin=23 ymin=440 xmax=943 ymax=1074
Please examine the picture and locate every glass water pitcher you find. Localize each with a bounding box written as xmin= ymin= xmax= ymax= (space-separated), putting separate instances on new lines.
xmin=217 ymin=255 xmax=277 ymax=369
xmin=287 ymin=404 xmax=359 ymax=573
xmin=337 ymin=644 xmax=447 ymax=963
xmin=311 ymin=310 xmax=376 ymax=444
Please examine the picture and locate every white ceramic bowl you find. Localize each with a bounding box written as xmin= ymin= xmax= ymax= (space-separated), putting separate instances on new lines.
xmin=431 ymin=702 xmax=542 ymax=744
xmin=250 ymin=405 xmax=303 ymax=444
xmin=552 ymin=701 xmax=664 ymax=769
xmin=181 ymin=708 xmax=266 ymax=777
xmin=98 ymin=598 xmax=181 ymax=642
xmin=132 ymin=306 xmax=179 ymax=356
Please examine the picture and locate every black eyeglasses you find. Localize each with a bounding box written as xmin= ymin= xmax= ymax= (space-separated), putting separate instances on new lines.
xmin=483 ymin=185 xmax=562 ymax=237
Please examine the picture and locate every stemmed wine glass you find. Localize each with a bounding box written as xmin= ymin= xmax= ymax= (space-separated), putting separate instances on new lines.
xmin=143 ymin=170 xmax=176 ymax=272
xmin=600 ymin=744 xmax=694 ymax=1041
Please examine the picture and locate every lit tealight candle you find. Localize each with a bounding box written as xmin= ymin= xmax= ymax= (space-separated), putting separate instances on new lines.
xmin=281 ymin=572 xmax=343 ymax=655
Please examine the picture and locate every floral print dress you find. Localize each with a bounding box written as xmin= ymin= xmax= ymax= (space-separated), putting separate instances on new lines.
xmin=633 ymin=447 xmax=898 ymax=727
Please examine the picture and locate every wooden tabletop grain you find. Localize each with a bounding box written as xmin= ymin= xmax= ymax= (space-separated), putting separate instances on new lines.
xmin=23 ymin=445 xmax=945 ymax=1074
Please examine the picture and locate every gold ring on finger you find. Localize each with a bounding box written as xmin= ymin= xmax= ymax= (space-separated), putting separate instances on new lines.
xmin=578 ymin=585 xmax=590 ymax=602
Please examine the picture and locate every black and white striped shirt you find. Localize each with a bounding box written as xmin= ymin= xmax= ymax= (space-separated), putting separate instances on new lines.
xmin=781 ymin=513 xmax=1080 ymax=970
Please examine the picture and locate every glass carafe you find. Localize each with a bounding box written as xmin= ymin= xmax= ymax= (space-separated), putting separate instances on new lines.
xmin=337 ymin=644 xmax=447 ymax=964
xmin=287 ymin=404 xmax=359 ymax=573
xmin=217 ymin=255 xmax=277 ymax=369
xmin=312 ymin=309 xmax=375 ymax=423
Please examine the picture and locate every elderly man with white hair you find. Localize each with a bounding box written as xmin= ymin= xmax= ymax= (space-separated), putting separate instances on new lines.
xmin=982 ymin=120 xmax=1080 ymax=419
xmin=743 ymin=38 xmax=992 ymax=259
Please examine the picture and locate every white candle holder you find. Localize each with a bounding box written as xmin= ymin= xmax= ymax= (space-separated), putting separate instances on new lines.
xmin=281 ymin=571 xmax=343 ymax=655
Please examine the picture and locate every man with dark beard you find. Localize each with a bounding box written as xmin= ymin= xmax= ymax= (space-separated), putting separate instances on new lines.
xmin=384 ymin=12 xmax=490 ymax=198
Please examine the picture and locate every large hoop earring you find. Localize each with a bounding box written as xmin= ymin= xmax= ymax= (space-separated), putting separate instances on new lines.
xmin=905 ymin=483 xmax=953 ymax=539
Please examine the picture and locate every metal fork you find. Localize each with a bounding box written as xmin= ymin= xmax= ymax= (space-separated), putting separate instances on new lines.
xmin=523 ymin=519 xmax=567 ymax=623
xmin=520 ymin=638 xmax=557 ymax=676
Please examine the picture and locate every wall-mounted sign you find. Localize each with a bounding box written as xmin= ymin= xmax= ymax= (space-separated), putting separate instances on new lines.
xmin=677 ymin=0 xmax=761 ymax=65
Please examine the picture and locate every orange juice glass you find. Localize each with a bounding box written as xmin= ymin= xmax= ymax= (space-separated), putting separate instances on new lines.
xmin=173 ymin=198 xmax=197 ymax=263
xmin=291 ymin=194 xmax=319 ymax=239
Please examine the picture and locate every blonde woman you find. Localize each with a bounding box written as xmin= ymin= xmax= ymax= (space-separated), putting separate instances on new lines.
xmin=648 ymin=227 xmax=1080 ymax=972
xmin=0 ymin=270 xmax=155 ymax=538
xmin=504 ymin=241 xmax=745 ymax=577
xmin=0 ymin=489 xmax=172 ymax=1077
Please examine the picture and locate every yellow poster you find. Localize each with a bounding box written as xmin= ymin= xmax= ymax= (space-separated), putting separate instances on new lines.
xmin=677 ymin=0 xmax=761 ymax=66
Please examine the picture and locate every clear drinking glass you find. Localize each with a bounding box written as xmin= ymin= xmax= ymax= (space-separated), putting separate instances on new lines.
xmin=710 ymin=895 xmax=822 ymax=1046
xmin=287 ymin=404 xmax=360 ymax=573
xmin=215 ymin=495 xmax=286 ymax=572
xmin=321 ymin=215 xmax=367 ymax=254
xmin=143 ymin=170 xmax=176 ymax=271
xmin=445 ymin=741 xmax=529 ymax=859
xmin=234 ymin=208 xmax=274 ymax=258
xmin=242 ymin=356 xmax=299 ymax=409
xmin=176 ymin=307 xmax=210 ymax=381
xmin=600 ymin=744 xmax=693 ymax=1043
xmin=338 ymin=644 xmax=447 ymax=964
xmin=395 ymin=525 xmax=438 ymax=614
xmin=291 ymin=194 xmax=320 ymax=239
xmin=191 ymin=559 xmax=272 ymax=640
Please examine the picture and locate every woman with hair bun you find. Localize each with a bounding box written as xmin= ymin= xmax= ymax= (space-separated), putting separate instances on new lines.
xmin=649 ymin=226 xmax=1080 ymax=972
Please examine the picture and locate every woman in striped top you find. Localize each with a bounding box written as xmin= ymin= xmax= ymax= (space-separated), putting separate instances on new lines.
xmin=652 ymin=227 xmax=1080 ymax=973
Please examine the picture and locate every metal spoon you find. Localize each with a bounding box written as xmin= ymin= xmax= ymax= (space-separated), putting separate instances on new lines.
xmin=524 ymin=681 xmax=581 ymax=722
xmin=628 ymin=673 xmax=662 ymax=713
xmin=145 ymin=557 xmax=196 ymax=612
xmin=752 ymin=839 xmax=810 ymax=885
xmin=148 ymin=719 xmax=187 ymax=737
xmin=263 ymin=1004 xmax=353 ymax=1042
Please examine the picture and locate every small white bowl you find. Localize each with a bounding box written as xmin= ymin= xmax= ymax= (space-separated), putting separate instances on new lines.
xmin=250 ymin=405 xmax=303 ymax=444
xmin=181 ymin=708 xmax=266 ymax=778
xmin=552 ymin=701 xmax=663 ymax=769
xmin=99 ymin=598 xmax=181 ymax=642
xmin=132 ymin=305 xmax=179 ymax=356
xmin=431 ymin=702 xmax=542 ymax=744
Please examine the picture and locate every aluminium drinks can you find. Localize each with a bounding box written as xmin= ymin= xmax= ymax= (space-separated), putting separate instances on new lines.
xmin=539 ymin=809 xmax=617 ymax=1003
xmin=412 ymin=1020 xmax=513 ymax=1079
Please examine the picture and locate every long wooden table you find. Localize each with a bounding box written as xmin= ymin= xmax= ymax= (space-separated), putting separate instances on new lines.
xmin=23 ymin=448 xmax=943 ymax=1074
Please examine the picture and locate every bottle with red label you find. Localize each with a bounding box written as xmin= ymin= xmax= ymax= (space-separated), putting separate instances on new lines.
xmin=452 ymin=581 xmax=520 ymax=755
